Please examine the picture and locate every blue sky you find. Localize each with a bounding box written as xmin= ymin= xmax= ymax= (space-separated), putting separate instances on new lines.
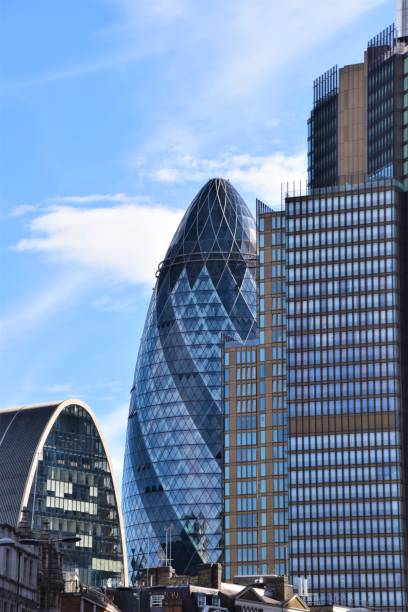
xmin=0 ymin=0 xmax=394 ymax=484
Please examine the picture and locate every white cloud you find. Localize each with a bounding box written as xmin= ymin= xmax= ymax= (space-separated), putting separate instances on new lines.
xmin=46 ymin=193 xmax=149 ymax=205
xmin=15 ymin=200 xmax=184 ymax=285
xmin=10 ymin=204 xmax=37 ymax=217
xmin=149 ymin=151 xmax=307 ymax=206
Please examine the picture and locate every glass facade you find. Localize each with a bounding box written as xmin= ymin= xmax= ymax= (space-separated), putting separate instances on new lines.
xmin=367 ymin=25 xmax=398 ymax=180
xmin=0 ymin=401 xmax=125 ymax=590
xmin=286 ymin=184 xmax=407 ymax=611
xmin=261 ymin=210 xmax=288 ymax=578
xmin=223 ymin=342 xmax=260 ymax=580
xmin=308 ymin=66 xmax=339 ymax=188
xmin=223 ymin=204 xmax=288 ymax=582
xmin=28 ymin=404 xmax=125 ymax=588
xmin=122 ymin=178 xmax=257 ymax=580
xmin=309 ymin=24 xmax=408 ymax=187
xmin=223 ymin=11 xmax=408 ymax=609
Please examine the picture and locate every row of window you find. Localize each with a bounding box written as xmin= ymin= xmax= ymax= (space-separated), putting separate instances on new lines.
xmin=289 ymin=289 xmax=396 ymax=308
xmin=289 ymin=377 xmax=399 ymax=399
xmin=288 ymin=228 xmax=397 ymax=249
xmin=230 ymin=399 xmax=257 ymax=413
xmin=290 ymin=447 xmax=400 ymax=466
xmin=289 ymin=244 xmax=396 ymax=264
xmin=288 ymin=340 xmax=398 ymax=358
xmin=290 ymin=512 xmax=401 ymax=532
xmin=289 ymin=328 xmax=398 ymax=348
xmin=235 ymin=497 xmax=258 ymax=511
xmin=288 ymin=205 xmax=395 ymax=232
xmin=259 ymin=234 xmax=285 ymax=249
xmin=236 ymin=548 xmax=259 ymax=562
xmin=235 ymin=414 xmax=256 ymax=429
xmin=291 ymin=535 xmax=402 ymax=554
xmin=235 ymin=383 xmax=257 ymax=396
xmin=291 ymin=464 xmax=400 ymax=484
xmin=235 ymin=350 xmax=257 ymax=364
xmin=236 ymin=366 xmax=256 ymax=380
xmin=288 ymin=396 xmax=398 ymax=416
xmin=289 ymin=310 xmax=398 ymax=330
xmin=46 ymin=496 xmax=98 ymax=515
xmin=291 ymin=483 xmax=400 ymax=503
xmin=289 ymin=360 xmax=398 ymax=382
xmin=289 ymin=344 xmax=397 ymax=366
xmin=290 ymin=430 xmax=399 ymax=450
xmin=290 ymin=268 xmax=396 ymax=290
xmin=291 ymin=500 xmax=400 ymax=520
xmin=286 ymin=190 xmax=393 ymax=216
xmin=292 ymin=553 xmax=403 ymax=573
xmin=231 ymin=431 xmax=257 ymax=446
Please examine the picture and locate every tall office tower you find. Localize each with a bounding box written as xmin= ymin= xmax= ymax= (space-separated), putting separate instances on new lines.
xmin=0 ymin=399 xmax=127 ymax=588
xmin=223 ymin=203 xmax=288 ymax=581
xmin=225 ymin=183 xmax=407 ymax=610
xmin=308 ymin=1 xmax=408 ymax=188
xmin=122 ymin=178 xmax=257 ymax=579
xmin=286 ymin=180 xmax=405 ymax=611
xmin=223 ymin=3 xmax=408 ymax=611
xmin=299 ymin=3 xmax=408 ymax=609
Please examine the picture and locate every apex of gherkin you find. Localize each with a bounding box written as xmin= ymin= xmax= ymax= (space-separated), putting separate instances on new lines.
xmin=164 ymin=177 xmax=256 ymax=262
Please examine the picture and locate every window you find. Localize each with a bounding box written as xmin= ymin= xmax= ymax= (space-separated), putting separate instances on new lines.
xmin=150 ymin=594 xmax=164 ymax=607
xmin=197 ymin=594 xmax=207 ymax=608
xmin=5 ymin=549 xmax=10 ymax=577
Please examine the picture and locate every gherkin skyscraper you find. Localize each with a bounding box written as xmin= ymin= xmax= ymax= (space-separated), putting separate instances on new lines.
xmin=122 ymin=178 xmax=257 ymax=578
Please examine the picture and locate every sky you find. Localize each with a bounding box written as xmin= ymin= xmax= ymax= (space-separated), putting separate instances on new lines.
xmin=0 ymin=0 xmax=395 ymax=489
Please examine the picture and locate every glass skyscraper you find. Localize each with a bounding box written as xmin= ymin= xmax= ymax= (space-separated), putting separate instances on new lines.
xmin=122 ymin=178 xmax=257 ymax=579
xmin=0 ymin=399 xmax=126 ymax=588
xmin=286 ymin=180 xmax=405 ymax=610
xmin=223 ymin=4 xmax=408 ymax=610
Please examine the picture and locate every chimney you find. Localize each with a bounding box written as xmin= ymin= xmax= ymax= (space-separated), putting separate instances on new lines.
xmin=197 ymin=563 xmax=222 ymax=590
xmin=17 ymin=506 xmax=31 ymax=537
xmin=397 ymin=0 xmax=408 ymax=39
xmin=143 ymin=565 xmax=176 ymax=586
xmin=263 ymin=576 xmax=293 ymax=602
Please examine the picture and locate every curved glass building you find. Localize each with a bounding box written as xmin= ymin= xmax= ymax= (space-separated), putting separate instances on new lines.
xmin=0 ymin=399 xmax=127 ymax=588
xmin=122 ymin=178 xmax=257 ymax=578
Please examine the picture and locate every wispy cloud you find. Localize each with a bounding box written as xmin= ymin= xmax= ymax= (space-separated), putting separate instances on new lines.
xmin=117 ymin=0 xmax=192 ymax=22
xmin=15 ymin=199 xmax=184 ymax=285
xmin=91 ymin=294 xmax=141 ymax=313
xmin=199 ymin=0 xmax=388 ymax=100
xmin=26 ymin=379 xmax=125 ymax=398
xmin=148 ymin=150 xmax=307 ymax=205
xmin=0 ymin=48 xmax=153 ymax=96
xmin=45 ymin=193 xmax=150 ymax=205
xmin=10 ymin=205 xmax=37 ymax=217
xmin=1 ymin=0 xmax=388 ymax=104
xmin=0 ymin=272 xmax=88 ymax=351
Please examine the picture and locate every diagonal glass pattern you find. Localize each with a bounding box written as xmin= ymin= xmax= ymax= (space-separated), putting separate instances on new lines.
xmin=122 ymin=178 xmax=257 ymax=579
